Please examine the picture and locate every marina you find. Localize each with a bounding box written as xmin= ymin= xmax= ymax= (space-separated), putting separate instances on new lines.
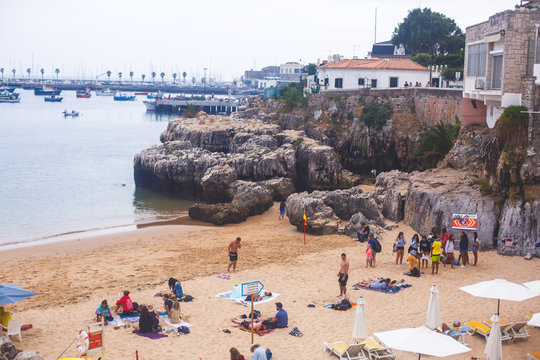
xmin=143 ymin=97 xmax=241 ymax=114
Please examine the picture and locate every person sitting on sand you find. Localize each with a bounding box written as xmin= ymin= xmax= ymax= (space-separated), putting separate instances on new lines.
xmin=114 ymin=291 xmax=134 ymax=314
xmin=95 ymin=300 xmax=114 ymax=322
xmin=168 ymin=277 xmax=183 ymax=299
xmin=163 ymin=294 xmax=173 ymax=315
xmin=147 ymin=304 xmax=159 ymax=325
xmin=230 ymin=347 xmax=245 ymax=360
xmin=250 ymin=344 xmax=267 ymax=360
xmin=169 ymin=301 xmax=182 ymax=324
xmin=357 ymin=278 xmax=391 ymax=290
xmin=231 ymin=317 xmax=268 ymax=332
xmin=132 ymin=305 xmax=153 ymax=333
xmin=407 ymin=250 xmax=420 ymax=277
xmin=264 ymin=302 xmax=288 ymax=329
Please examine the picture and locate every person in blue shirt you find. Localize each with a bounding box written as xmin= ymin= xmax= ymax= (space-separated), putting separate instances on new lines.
xmin=168 ymin=277 xmax=183 ymax=299
xmin=265 ymin=302 xmax=288 ymax=328
xmin=250 ymin=344 xmax=267 ymax=360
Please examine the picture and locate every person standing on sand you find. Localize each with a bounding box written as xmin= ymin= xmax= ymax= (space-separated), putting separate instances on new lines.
xmin=394 ymin=232 xmax=406 ymax=266
xmin=279 ymin=200 xmax=286 ymax=220
xmin=459 ymin=232 xmax=469 ymax=266
xmin=228 ymin=237 xmax=242 ymax=272
xmin=431 ymin=236 xmax=442 ymax=275
xmin=419 ymin=235 xmax=430 ymax=269
xmin=471 ymin=232 xmax=480 ymax=266
xmin=338 ymin=253 xmax=349 ymax=298
xmin=367 ymin=233 xmax=378 ymax=267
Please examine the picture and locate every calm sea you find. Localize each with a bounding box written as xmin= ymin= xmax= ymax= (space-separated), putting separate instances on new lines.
xmin=0 ymin=89 xmax=192 ymax=246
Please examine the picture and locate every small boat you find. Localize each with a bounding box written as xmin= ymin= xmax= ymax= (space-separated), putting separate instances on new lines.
xmin=143 ymin=100 xmax=156 ymax=111
xmin=113 ymin=92 xmax=136 ymax=101
xmin=0 ymin=92 xmax=20 ymax=103
xmin=34 ymin=86 xmax=62 ymax=96
xmin=147 ymin=91 xmax=163 ymax=99
xmin=0 ymin=87 xmax=15 ymax=93
xmin=62 ymin=110 xmax=79 ymax=117
xmin=44 ymin=95 xmax=63 ymax=102
xmin=95 ymin=88 xmax=114 ymax=96
xmin=76 ymin=89 xmax=91 ymax=98
xmin=135 ymin=92 xmax=149 ymax=95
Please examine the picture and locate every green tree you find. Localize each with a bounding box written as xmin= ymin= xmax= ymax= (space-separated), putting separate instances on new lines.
xmin=40 ymin=68 xmax=44 ymax=82
xmin=129 ymin=71 xmax=134 ymax=82
xmin=182 ymin=71 xmax=187 ymax=83
xmin=412 ymin=120 xmax=460 ymax=168
xmin=411 ymin=53 xmax=433 ymax=67
xmin=160 ymin=72 xmax=165 ymax=83
xmin=279 ymin=82 xmax=306 ymax=110
xmin=12 ymin=68 xmax=16 ymax=79
xmin=106 ymin=70 xmax=111 ymax=82
xmin=55 ymin=68 xmax=60 ymax=80
xmin=26 ymin=68 xmax=31 ymax=80
xmin=118 ymin=72 xmax=122 ymax=83
xmin=392 ymin=8 xmax=464 ymax=56
xmin=151 ymin=71 xmax=156 ymax=83
xmin=362 ymin=102 xmax=393 ymax=133
xmin=305 ymin=63 xmax=317 ymax=76
xmin=141 ymin=74 xmax=146 ymax=82
xmin=172 ymin=72 xmax=177 ymax=83
xmin=0 ymin=68 xmax=4 ymax=79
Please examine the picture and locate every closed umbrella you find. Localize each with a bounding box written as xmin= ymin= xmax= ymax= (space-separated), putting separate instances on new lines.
xmin=484 ymin=314 xmax=502 ymax=360
xmin=460 ymin=279 xmax=537 ymax=314
xmin=527 ymin=313 xmax=540 ymax=327
xmin=524 ymin=280 xmax=540 ymax=295
xmin=352 ymin=296 xmax=368 ymax=340
xmin=426 ymin=285 xmax=441 ymax=330
xmin=374 ymin=326 xmax=471 ymax=359
xmin=0 ymin=284 xmax=36 ymax=305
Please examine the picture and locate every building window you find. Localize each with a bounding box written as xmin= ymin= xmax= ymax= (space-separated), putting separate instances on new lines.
xmin=467 ymin=43 xmax=487 ymax=76
xmin=294 ymin=69 xmax=300 ymax=74
xmin=335 ymin=78 xmax=343 ymax=88
xmin=389 ymin=77 xmax=398 ymax=88
xmin=371 ymin=79 xmax=377 ymax=88
xmin=491 ymin=55 xmax=503 ymax=89
xmin=358 ymin=78 xmax=365 ymax=86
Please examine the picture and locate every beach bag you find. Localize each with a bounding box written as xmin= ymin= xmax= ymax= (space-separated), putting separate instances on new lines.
xmin=393 ymin=243 xmax=397 ymax=252
xmin=336 ymin=298 xmax=352 ymax=311
xmin=411 ymin=267 xmax=420 ymax=277
xmin=372 ymin=238 xmax=382 ymax=253
xmin=152 ymin=324 xmax=162 ymax=333
xmin=178 ymin=325 xmax=190 ymax=334
xmin=266 ymin=348 xmax=273 ymax=359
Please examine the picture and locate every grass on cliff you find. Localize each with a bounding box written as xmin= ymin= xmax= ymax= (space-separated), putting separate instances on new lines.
xmin=279 ymin=83 xmax=308 ymax=111
xmin=412 ymin=120 xmax=460 ymax=169
xmin=496 ymin=105 xmax=529 ymax=151
xmin=361 ymin=102 xmax=393 ymax=132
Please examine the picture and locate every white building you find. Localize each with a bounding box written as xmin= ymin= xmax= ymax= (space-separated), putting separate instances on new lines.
xmin=257 ymin=77 xmax=279 ymax=89
xmin=316 ymin=58 xmax=429 ymax=90
xmin=280 ymin=62 xmax=304 ymax=75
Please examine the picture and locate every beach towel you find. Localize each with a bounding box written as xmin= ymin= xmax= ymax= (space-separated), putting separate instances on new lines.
xmin=132 ymin=330 xmax=168 ymax=339
xmin=164 ymin=319 xmax=193 ymax=328
xmin=106 ymin=317 xmax=124 ymax=326
xmin=119 ymin=313 xmax=140 ymax=323
xmin=217 ymin=274 xmax=231 ymax=280
xmin=216 ymin=291 xmax=280 ymax=306
xmin=352 ymin=283 xmax=412 ymax=294
xmin=234 ymin=325 xmax=276 ymax=336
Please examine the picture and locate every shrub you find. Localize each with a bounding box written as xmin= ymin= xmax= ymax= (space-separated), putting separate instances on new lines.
xmin=183 ymin=104 xmax=199 ymax=118
xmin=411 ymin=120 xmax=460 ymax=168
xmin=496 ymin=105 xmax=528 ymax=151
xmin=279 ymin=83 xmax=307 ymax=111
xmin=362 ymin=102 xmax=392 ymax=131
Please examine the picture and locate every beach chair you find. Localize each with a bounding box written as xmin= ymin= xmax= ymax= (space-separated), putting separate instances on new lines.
xmin=359 ymin=337 xmax=395 ymax=359
xmin=449 ymin=326 xmax=469 ymax=346
xmin=6 ymin=319 xmax=22 ymax=342
xmin=323 ymin=341 xmax=368 ymax=360
xmin=506 ymin=321 xmax=530 ymax=341
xmin=466 ymin=321 xmax=512 ymax=342
xmin=528 ymin=352 xmax=540 ymax=360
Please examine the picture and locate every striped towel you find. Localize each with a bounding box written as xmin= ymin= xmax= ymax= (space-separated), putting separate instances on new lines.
xmin=107 ymin=317 xmax=124 ymax=326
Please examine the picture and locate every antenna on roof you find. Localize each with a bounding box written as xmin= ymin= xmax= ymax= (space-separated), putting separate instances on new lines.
xmin=374 ymin=7 xmax=377 ymax=44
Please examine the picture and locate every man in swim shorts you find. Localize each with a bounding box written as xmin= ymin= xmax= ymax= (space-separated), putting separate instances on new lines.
xmin=431 ymin=236 xmax=442 ymax=275
xmin=337 ymin=253 xmax=349 ymax=298
xmin=228 ymin=237 xmax=241 ymax=273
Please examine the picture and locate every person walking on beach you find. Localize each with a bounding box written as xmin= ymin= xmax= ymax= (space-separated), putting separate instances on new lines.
xmin=279 ymin=200 xmax=286 ymax=220
xmin=337 ymin=253 xmax=349 ymax=298
xmin=431 ymin=236 xmax=442 ymax=275
xmin=228 ymin=237 xmax=242 ymax=272
xmin=471 ymin=232 xmax=480 ymax=266
xmin=394 ymin=232 xmax=406 ymax=266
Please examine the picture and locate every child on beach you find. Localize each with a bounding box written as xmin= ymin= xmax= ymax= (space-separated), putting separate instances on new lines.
xmin=169 ymin=301 xmax=182 ymax=324
xmin=95 ymin=300 xmax=114 ymax=322
xmin=163 ymin=294 xmax=173 ymax=315
xmin=279 ymin=201 xmax=286 ymax=220
xmin=365 ymin=243 xmax=373 ymax=268
xmin=419 ymin=235 xmax=430 ymax=269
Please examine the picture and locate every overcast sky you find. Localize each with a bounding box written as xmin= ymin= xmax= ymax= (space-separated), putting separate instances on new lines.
xmin=1 ymin=0 xmax=515 ymax=81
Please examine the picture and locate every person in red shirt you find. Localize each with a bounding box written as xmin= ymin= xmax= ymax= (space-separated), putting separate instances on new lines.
xmin=114 ymin=290 xmax=134 ymax=314
xmin=441 ymin=226 xmax=450 ymax=255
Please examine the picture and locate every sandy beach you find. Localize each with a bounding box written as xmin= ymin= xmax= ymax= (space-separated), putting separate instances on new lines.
xmin=1 ymin=202 xmax=539 ymax=360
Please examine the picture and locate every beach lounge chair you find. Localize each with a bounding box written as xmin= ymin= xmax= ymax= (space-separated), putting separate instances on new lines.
xmin=506 ymin=321 xmax=530 ymax=341
xmin=359 ymin=337 xmax=395 ymax=359
xmin=323 ymin=341 xmax=368 ymax=360
xmin=466 ymin=321 xmax=512 ymax=342
xmin=6 ymin=319 xmax=22 ymax=342
xmin=529 ymin=352 xmax=540 ymax=360
xmin=449 ymin=326 xmax=469 ymax=346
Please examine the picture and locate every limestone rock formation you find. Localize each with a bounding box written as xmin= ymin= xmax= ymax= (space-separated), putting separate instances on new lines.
xmin=201 ymin=165 xmax=237 ymax=203
xmin=497 ymin=199 xmax=540 ymax=256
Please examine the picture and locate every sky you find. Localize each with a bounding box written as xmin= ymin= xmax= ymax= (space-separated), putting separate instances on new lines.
xmin=1 ymin=0 xmax=516 ymax=82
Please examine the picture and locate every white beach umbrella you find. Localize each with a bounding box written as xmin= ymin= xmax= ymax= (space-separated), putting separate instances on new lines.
xmin=352 ymin=296 xmax=368 ymax=340
xmin=374 ymin=326 xmax=471 ymax=359
xmin=527 ymin=312 xmax=540 ymax=327
xmin=460 ymin=279 xmax=538 ymax=314
xmin=484 ymin=314 xmax=502 ymax=360
xmin=524 ymin=280 xmax=540 ymax=295
xmin=426 ymin=285 xmax=441 ymax=330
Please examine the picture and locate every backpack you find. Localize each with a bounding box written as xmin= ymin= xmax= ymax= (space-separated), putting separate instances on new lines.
xmin=266 ymin=348 xmax=273 ymax=359
xmin=371 ymin=238 xmax=382 ymax=253
xmin=335 ymin=298 xmax=352 ymax=311
xmin=177 ymin=325 xmax=190 ymax=334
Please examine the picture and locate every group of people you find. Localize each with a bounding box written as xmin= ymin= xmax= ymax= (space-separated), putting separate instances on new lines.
xmin=403 ymin=81 xmax=423 ymax=88
xmin=231 ymin=302 xmax=288 ymax=333
xmin=95 ymin=277 xmax=186 ymax=334
xmin=229 ymin=344 xmax=268 ymax=360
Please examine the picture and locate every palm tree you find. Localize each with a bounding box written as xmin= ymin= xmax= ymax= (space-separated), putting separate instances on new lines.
xmin=106 ymin=70 xmax=111 ymax=82
xmin=129 ymin=71 xmax=134 ymax=83
xmin=182 ymin=71 xmax=187 ymax=84
xmin=0 ymin=68 xmax=4 ymax=80
xmin=40 ymin=68 xmax=45 ymax=82
xmin=160 ymin=72 xmax=165 ymax=83
xmin=26 ymin=68 xmax=31 ymax=80
xmin=151 ymin=71 xmax=156 ymax=84
xmin=191 ymin=76 xmax=196 ymax=85
xmin=141 ymin=74 xmax=146 ymax=82
xmin=55 ymin=68 xmax=60 ymax=81
xmin=172 ymin=73 xmax=177 ymax=84
xmin=118 ymin=72 xmax=122 ymax=84
xmin=12 ymin=69 xmax=16 ymax=80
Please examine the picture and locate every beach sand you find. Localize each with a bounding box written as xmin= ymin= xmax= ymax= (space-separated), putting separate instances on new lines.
xmin=1 ymin=203 xmax=539 ymax=359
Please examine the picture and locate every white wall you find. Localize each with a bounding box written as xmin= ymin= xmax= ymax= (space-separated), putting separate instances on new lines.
xmin=317 ymin=68 xmax=429 ymax=90
xmin=486 ymin=105 xmax=504 ymax=128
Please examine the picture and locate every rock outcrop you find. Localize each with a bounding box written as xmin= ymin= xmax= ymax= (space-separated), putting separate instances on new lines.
xmin=497 ymin=199 xmax=540 ymax=256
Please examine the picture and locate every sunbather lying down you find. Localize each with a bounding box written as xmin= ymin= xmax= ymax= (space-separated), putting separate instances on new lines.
xmin=231 ymin=317 xmax=268 ymax=332
xmin=355 ymin=278 xmax=410 ymax=291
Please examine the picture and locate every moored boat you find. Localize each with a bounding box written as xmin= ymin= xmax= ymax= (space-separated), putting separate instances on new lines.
xmin=113 ymin=92 xmax=136 ymax=101
xmin=76 ymin=89 xmax=91 ymax=98
xmin=62 ymin=110 xmax=79 ymax=117
xmin=95 ymin=88 xmax=114 ymax=96
xmin=147 ymin=91 xmax=164 ymax=99
xmin=0 ymin=92 xmax=20 ymax=103
xmin=135 ymin=92 xmax=149 ymax=95
xmin=0 ymin=87 xmax=15 ymax=93
xmin=44 ymin=95 xmax=63 ymax=102
xmin=34 ymin=86 xmax=62 ymax=96
xmin=143 ymin=100 xmax=156 ymax=111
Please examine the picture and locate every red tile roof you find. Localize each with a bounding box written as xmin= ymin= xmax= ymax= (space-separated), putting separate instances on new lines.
xmin=318 ymin=58 xmax=428 ymax=71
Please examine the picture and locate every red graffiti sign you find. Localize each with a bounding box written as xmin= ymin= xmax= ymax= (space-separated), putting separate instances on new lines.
xmin=452 ymin=214 xmax=477 ymax=230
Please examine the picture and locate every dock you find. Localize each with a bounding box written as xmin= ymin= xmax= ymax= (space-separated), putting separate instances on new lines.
xmin=143 ymin=98 xmax=241 ymax=114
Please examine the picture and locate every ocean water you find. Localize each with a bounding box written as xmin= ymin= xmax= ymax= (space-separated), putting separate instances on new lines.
xmin=0 ymin=89 xmax=192 ymax=245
